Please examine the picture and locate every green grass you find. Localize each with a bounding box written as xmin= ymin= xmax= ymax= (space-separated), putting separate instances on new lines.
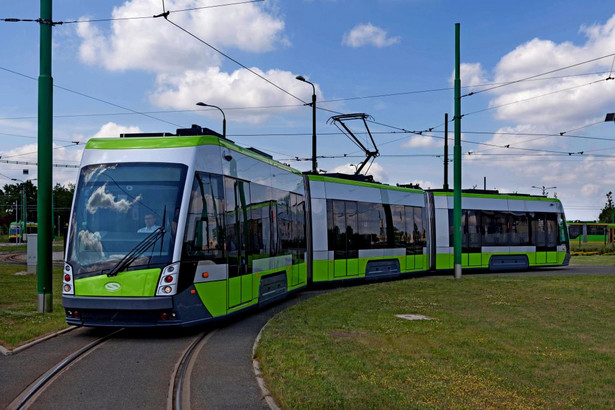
xmin=257 ymin=275 xmax=615 ymax=409
xmin=570 ymin=254 xmax=615 ymax=265
xmin=0 ymin=264 xmax=69 ymax=350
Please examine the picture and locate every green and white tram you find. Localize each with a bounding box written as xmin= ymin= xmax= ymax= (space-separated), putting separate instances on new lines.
xmin=62 ymin=126 xmax=570 ymax=327
xmin=306 ymin=174 xmax=429 ymax=281
xmin=429 ymin=190 xmax=570 ymax=270
xmin=63 ymin=126 xmax=307 ymax=326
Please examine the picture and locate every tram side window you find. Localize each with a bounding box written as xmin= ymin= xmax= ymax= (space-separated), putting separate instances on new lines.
xmin=291 ymin=194 xmax=306 ymax=262
xmin=568 ymin=224 xmax=581 ymax=240
xmin=247 ymin=183 xmax=271 ymax=259
xmin=357 ymin=202 xmax=387 ymax=249
xmin=587 ymin=225 xmax=605 ymax=236
xmin=346 ymin=202 xmax=359 ymax=258
xmin=224 ymin=177 xmax=250 ymax=276
xmin=482 ymin=211 xmax=508 ymax=246
xmin=277 ymin=192 xmax=293 ymax=257
xmin=327 ymin=199 xmax=358 ymax=259
xmin=546 ymin=213 xmax=558 ymax=247
xmin=465 ymin=210 xmax=481 ymax=250
xmin=183 ymin=173 xmax=224 ymax=262
xmin=412 ymin=207 xmax=427 ymax=254
xmin=531 ymin=212 xmax=547 ymax=249
xmin=509 ymin=212 xmax=530 ymax=246
xmin=390 ymin=205 xmax=408 ymax=249
xmin=558 ymin=214 xmax=568 ymax=245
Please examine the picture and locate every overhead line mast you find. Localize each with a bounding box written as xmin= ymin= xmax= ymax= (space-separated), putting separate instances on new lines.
xmin=38 ymin=0 xmax=53 ymax=312
xmin=454 ymin=23 xmax=462 ymax=280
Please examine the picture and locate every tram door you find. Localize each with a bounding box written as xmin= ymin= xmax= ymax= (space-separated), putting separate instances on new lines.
xmin=225 ymin=178 xmax=252 ymax=308
xmin=331 ymin=200 xmax=359 ymax=278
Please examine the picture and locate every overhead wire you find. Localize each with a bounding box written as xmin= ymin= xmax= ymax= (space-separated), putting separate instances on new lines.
xmin=461 ymin=52 xmax=615 ymax=97
xmin=159 ymin=8 xmax=306 ymax=105
xmin=461 ymin=77 xmax=608 ymax=119
xmin=0 ymin=65 xmax=184 ymax=128
xmin=1 ymin=0 xmax=264 ymax=25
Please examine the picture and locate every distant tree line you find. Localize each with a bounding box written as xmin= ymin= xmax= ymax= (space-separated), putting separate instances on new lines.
xmin=0 ymin=181 xmax=75 ymax=237
xmin=599 ymin=191 xmax=615 ymax=223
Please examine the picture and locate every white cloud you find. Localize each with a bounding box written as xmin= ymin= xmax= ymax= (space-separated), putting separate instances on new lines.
xmin=342 ymin=23 xmax=400 ymax=48
xmin=402 ymin=135 xmax=442 ymax=149
xmin=93 ymin=122 xmax=142 ymax=138
xmin=581 ymin=183 xmax=600 ymax=197
xmin=151 ymin=68 xmax=321 ymax=123
xmin=76 ymin=0 xmax=287 ymax=73
xmin=449 ymin=62 xmax=489 ymax=88
xmin=75 ymin=0 xmax=308 ymax=123
xmin=488 ymin=14 xmax=615 ymax=128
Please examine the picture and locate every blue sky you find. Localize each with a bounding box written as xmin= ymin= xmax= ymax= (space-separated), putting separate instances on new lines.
xmin=1 ymin=0 xmax=615 ymax=220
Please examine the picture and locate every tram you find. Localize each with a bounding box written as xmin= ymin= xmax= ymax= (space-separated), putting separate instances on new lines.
xmin=62 ymin=126 xmax=570 ymax=327
xmin=567 ymin=222 xmax=615 ymax=245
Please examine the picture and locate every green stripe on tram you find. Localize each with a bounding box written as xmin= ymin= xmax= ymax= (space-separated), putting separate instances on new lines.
xmin=431 ymin=191 xmax=562 ymax=202
xmin=308 ymin=175 xmax=424 ymax=193
xmin=85 ymin=135 xmax=300 ymax=174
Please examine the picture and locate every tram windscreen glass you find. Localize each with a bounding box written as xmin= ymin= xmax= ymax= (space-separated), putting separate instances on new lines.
xmin=68 ymin=163 xmax=187 ymax=276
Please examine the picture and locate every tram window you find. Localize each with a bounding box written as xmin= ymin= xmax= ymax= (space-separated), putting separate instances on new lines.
xmin=247 ymin=183 xmax=271 ymax=259
xmin=466 ymin=210 xmax=481 ymax=250
xmin=346 ymin=202 xmax=359 ymax=257
xmin=224 ymin=177 xmax=250 ymax=276
xmin=277 ymin=192 xmax=293 ymax=257
xmin=357 ymin=202 xmax=386 ymax=249
xmin=546 ymin=213 xmax=558 ymax=248
xmin=183 ymin=173 xmax=224 ymax=262
xmin=531 ymin=213 xmax=547 ymax=248
xmin=390 ymin=205 xmax=407 ymax=249
xmin=509 ymin=212 xmax=530 ymax=246
xmin=558 ymin=214 xmax=568 ymax=244
xmin=587 ymin=225 xmax=605 ymax=236
xmin=567 ymin=224 xmax=581 ymax=240
xmin=414 ymin=207 xmax=426 ymax=253
xmin=407 ymin=206 xmax=418 ymax=254
xmin=483 ymin=211 xmax=508 ymax=246
xmin=327 ymin=200 xmax=358 ymax=258
xmin=291 ymin=194 xmax=306 ymax=262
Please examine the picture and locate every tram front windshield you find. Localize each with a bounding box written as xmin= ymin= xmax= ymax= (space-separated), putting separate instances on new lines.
xmin=67 ymin=163 xmax=187 ymax=276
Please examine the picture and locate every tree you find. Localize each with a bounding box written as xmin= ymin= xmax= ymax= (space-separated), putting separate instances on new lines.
xmin=598 ymin=191 xmax=615 ymax=223
xmin=53 ymin=183 xmax=75 ymax=236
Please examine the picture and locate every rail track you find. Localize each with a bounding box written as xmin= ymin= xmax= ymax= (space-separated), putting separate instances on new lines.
xmin=7 ymin=329 xmax=124 ymax=410
xmin=169 ymin=329 xmax=217 ymax=410
xmin=6 ymin=327 xmax=220 ymax=410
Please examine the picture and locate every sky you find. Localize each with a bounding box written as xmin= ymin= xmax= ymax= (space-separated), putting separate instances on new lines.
xmin=1 ymin=0 xmax=614 ymax=221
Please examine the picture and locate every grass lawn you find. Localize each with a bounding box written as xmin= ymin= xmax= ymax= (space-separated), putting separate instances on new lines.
xmin=256 ymin=275 xmax=615 ymax=409
xmin=570 ymin=254 xmax=615 ymax=266
xmin=0 ymin=264 xmax=68 ymax=350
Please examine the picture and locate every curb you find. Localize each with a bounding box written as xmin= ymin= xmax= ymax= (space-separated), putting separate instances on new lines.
xmin=0 ymin=326 xmax=77 ymax=356
xmin=252 ymin=321 xmax=281 ymax=410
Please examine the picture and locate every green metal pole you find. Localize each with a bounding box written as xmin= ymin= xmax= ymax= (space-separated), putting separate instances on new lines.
xmin=22 ymin=184 xmax=26 ymax=241
xmin=37 ymin=0 xmax=53 ymax=312
xmin=453 ymin=23 xmax=462 ymax=279
xmin=443 ymin=113 xmax=449 ymax=190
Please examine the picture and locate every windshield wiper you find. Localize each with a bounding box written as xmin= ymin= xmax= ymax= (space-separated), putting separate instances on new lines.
xmin=106 ymin=227 xmax=165 ymax=277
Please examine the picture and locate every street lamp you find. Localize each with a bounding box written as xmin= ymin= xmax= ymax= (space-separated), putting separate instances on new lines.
xmin=605 ymin=113 xmax=615 ymax=122
xmin=532 ymin=185 xmax=556 ymax=196
xmin=296 ymin=75 xmax=317 ymax=173
xmin=196 ymin=102 xmax=226 ymax=139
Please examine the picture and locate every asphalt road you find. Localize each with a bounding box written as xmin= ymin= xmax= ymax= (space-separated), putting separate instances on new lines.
xmin=1 ymin=292 xmax=315 ymax=410
xmin=1 ymin=266 xmax=612 ymax=409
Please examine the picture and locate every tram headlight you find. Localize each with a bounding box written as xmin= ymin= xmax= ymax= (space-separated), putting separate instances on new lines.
xmin=62 ymin=263 xmax=75 ymax=295
xmin=156 ymin=262 xmax=180 ymax=296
